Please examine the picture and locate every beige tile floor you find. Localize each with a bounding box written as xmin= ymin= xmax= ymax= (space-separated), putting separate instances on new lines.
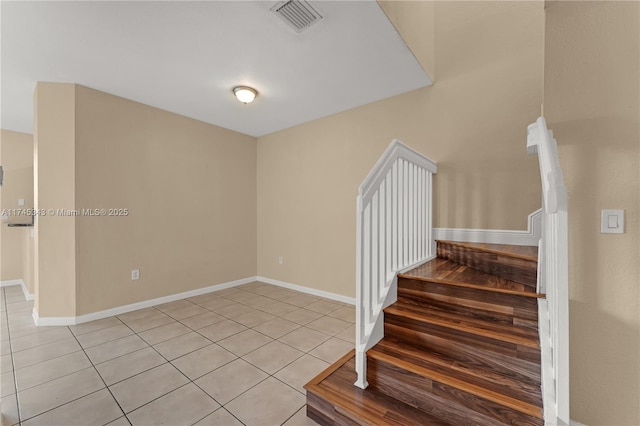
xmin=0 ymin=283 xmax=356 ymax=425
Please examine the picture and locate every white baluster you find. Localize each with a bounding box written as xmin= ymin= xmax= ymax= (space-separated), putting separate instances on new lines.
xmin=354 ymin=140 xmax=437 ymax=390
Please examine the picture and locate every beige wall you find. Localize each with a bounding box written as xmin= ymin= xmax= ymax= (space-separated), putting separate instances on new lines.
xmin=68 ymin=85 xmax=256 ymax=316
xmin=257 ymin=1 xmax=544 ymax=298
xmin=34 ymin=83 xmax=77 ymax=316
xmin=378 ymin=0 xmax=435 ymax=80
xmin=22 ymin=228 xmax=34 ymax=294
xmin=0 ymin=130 xmax=34 ymax=289
xmin=544 ymin=2 xmax=640 ymax=424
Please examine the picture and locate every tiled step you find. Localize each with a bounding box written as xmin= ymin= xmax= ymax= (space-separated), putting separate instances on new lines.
xmin=384 ymin=302 xmax=541 ymax=364
xmin=436 ymin=240 xmax=538 ymax=289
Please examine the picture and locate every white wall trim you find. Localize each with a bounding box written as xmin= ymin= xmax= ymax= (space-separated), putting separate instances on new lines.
xmin=538 ymin=298 xmax=557 ymax=425
xmin=1 ymin=279 xmax=34 ymax=301
xmin=434 ymin=209 xmax=542 ymax=246
xmin=33 ymin=276 xmax=258 ymax=326
xmin=256 ymin=276 xmax=355 ymax=305
xmin=33 ymin=274 xmax=355 ymax=327
xmin=0 ymin=279 xmax=24 ymax=287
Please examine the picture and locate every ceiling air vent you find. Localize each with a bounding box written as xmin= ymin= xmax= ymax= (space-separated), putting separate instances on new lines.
xmin=270 ymin=0 xmax=323 ymax=34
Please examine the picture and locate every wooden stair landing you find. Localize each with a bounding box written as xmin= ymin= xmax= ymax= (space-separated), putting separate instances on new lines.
xmin=306 ymin=241 xmax=544 ymax=425
xmin=436 ymin=240 xmax=538 ymax=289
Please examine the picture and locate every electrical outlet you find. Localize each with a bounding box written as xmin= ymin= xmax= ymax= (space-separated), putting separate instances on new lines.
xmin=278 ymin=256 xmax=284 ymax=265
xmin=131 ymin=269 xmax=140 ymax=280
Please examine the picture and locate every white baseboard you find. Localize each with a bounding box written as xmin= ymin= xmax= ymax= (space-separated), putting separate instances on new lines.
xmin=256 ymin=276 xmax=355 ymax=305
xmin=1 ymin=279 xmax=34 ymax=301
xmin=434 ymin=209 xmax=542 ymax=246
xmin=0 ymin=279 xmax=23 ymax=287
xmin=32 ymin=275 xmax=355 ymax=327
xmin=32 ymin=308 xmax=75 ymax=327
xmin=33 ymin=276 xmax=258 ymax=326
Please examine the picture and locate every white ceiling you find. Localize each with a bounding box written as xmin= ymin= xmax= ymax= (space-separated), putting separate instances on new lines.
xmin=1 ymin=1 xmax=431 ymax=137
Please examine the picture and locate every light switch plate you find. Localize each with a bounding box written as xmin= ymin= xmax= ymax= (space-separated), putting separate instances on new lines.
xmin=601 ymin=209 xmax=624 ymax=234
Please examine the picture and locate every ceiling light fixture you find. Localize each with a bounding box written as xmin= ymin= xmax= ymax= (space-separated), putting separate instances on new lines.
xmin=233 ymin=86 xmax=258 ymax=104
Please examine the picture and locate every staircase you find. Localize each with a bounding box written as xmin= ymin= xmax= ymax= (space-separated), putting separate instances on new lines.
xmin=305 ymin=240 xmax=544 ymax=426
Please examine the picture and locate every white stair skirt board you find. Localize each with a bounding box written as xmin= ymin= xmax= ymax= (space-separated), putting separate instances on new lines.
xmin=434 ymin=209 xmax=542 ymax=246
xmin=33 ymin=276 xmax=258 ymax=327
xmin=538 ymin=298 xmax=557 ymax=425
xmin=256 ymin=276 xmax=355 ymax=306
xmin=1 ymin=279 xmax=34 ymax=301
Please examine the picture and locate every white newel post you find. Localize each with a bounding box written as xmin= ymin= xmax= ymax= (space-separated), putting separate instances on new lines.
xmin=527 ymin=117 xmax=570 ymax=425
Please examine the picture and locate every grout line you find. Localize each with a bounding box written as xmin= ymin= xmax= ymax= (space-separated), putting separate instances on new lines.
xmin=2 ymin=287 xmax=24 ymax=425
xmin=67 ymin=330 xmax=130 ymax=425
xmin=281 ymin=406 xmax=307 ymax=425
xmin=8 ymin=338 xmax=82 ymax=370
xmin=3 ymin=283 xmax=353 ymax=426
xmin=16 ymin=387 xmax=109 ymax=424
xmin=120 ymin=317 xmax=221 ymax=414
xmin=116 ymin=319 xmax=232 ymax=424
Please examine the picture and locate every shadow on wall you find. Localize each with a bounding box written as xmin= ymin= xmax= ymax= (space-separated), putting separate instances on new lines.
xmin=569 ymin=300 xmax=640 ymax=426
xmin=434 ymin=158 xmax=541 ymax=231
xmin=553 ymin=117 xmax=639 ymax=426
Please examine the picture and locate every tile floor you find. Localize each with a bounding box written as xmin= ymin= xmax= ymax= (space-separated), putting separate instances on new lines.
xmin=1 ymin=283 xmax=356 ymax=425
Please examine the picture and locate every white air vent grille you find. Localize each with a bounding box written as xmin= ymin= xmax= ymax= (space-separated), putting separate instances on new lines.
xmin=270 ymin=0 xmax=322 ymax=34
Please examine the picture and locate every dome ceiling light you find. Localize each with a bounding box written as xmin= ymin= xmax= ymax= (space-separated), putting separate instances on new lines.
xmin=233 ymin=86 xmax=258 ymax=104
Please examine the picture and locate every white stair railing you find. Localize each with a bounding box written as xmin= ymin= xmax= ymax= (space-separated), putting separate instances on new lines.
xmin=527 ymin=117 xmax=570 ymax=425
xmin=354 ymin=140 xmax=437 ymax=389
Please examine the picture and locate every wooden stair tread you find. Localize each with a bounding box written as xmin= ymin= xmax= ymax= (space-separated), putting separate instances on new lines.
xmin=372 ymin=337 xmax=543 ymax=408
xmin=305 ymin=351 xmax=459 ymax=425
xmin=399 ymin=258 xmax=543 ymax=298
xmin=368 ymin=349 xmax=543 ymax=420
xmin=436 ymin=240 xmax=538 ymax=261
xmin=385 ymin=302 xmax=540 ymax=348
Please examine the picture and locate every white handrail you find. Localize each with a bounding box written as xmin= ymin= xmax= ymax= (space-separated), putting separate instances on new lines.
xmin=527 ymin=117 xmax=570 ymax=425
xmin=354 ymin=139 xmax=437 ymax=389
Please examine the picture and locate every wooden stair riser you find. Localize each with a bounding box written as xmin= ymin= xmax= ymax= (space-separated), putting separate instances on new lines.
xmin=307 ymin=392 xmax=368 ymax=426
xmin=306 ymin=391 xmax=343 ymax=426
xmin=367 ymin=361 xmax=510 ymax=426
xmin=437 ymin=242 xmax=537 ymax=288
xmin=373 ymin=338 xmax=542 ymax=407
xmin=306 ymin=354 xmax=449 ymax=426
xmin=368 ymin=356 xmax=543 ymax=426
xmin=385 ymin=322 xmax=541 ymax=381
xmin=384 ymin=316 xmax=541 ymax=365
xmin=399 ymin=278 xmax=539 ymax=322
xmin=386 ymin=304 xmax=539 ymax=346
xmin=397 ymin=289 xmax=538 ymax=329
